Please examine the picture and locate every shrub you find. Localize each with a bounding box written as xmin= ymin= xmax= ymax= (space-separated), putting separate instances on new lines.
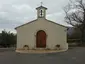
xmin=23 ymin=45 xmax=29 ymax=50
xmin=56 ymin=44 xmax=60 ymax=48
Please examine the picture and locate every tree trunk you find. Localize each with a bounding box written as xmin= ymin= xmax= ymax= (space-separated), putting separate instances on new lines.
xmin=80 ymin=28 xmax=84 ymax=45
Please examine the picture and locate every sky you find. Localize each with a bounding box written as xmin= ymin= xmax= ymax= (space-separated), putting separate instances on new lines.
xmin=0 ymin=0 xmax=70 ymax=33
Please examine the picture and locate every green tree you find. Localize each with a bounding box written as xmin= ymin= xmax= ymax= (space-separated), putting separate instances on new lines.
xmin=0 ymin=30 xmax=16 ymax=48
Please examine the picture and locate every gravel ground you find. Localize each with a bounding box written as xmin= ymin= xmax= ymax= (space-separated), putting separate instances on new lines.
xmin=0 ymin=47 xmax=85 ymax=64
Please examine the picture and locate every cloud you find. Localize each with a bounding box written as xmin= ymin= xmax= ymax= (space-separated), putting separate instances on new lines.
xmin=47 ymin=11 xmax=68 ymax=25
xmin=0 ymin=0 xmax=69 ymax=33
xmin=0 ymin=3 xmax=36 ymax=33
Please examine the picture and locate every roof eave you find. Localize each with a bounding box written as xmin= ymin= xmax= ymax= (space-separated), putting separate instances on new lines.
xmin=45 ymin=19 xmax=68 ymax=28
xmin=15 ymin=19 xmax=37 ymax=29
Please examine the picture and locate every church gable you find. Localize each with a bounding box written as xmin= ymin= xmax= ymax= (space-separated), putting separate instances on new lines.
xmin=45 ymin=19 xmax=67 ymax=28
xmin=15 ymin=5 xmax=67 ymax=30
xmin=15 ymin=19 xmax=37 ymax=29
xmin=15 ymin=18 xmax=66 ymax=31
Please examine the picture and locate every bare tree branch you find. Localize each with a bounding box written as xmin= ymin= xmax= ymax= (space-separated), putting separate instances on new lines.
xmin=64 ymin=0 xmax=85 ymax=44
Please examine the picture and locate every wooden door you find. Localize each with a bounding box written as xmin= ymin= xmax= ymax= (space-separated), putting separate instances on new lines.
xmin=36 ymin=30 xmax=46 ymax=48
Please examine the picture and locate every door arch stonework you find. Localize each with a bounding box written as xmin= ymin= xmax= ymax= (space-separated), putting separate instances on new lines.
xmin=36 ymin=30 xmax=46 ymax=48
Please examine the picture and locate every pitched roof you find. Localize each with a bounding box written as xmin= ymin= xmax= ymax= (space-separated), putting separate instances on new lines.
xmin=45 ymin=19 xmax=67 ymax=28
xmin=15 ymin=19 xmax=37 ymax=29
xmin=15 ymin=19 xmax=67 ymax=29
xmin=36 ymin=6 xmax=47 ymax=10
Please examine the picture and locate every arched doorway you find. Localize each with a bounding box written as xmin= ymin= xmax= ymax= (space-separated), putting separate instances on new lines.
xmin=36 ymin=30 xmax=46 ymax=48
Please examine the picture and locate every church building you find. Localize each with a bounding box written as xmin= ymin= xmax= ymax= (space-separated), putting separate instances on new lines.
xmin=15 ymin=5 xmax=68 ymax=51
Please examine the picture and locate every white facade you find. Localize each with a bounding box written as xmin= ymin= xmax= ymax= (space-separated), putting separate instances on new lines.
xmin=15 ymin=5 xmax=68 ymax=51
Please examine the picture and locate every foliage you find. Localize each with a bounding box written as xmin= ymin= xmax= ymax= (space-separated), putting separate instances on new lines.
xmin=0 ymin=30 xmax=16 ymax=48
xmin=56 ymin=44 xmax=60 ymax=48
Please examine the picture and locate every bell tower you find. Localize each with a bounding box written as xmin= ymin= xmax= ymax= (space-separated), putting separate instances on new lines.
xmin=36 ymin=3 xmax=47 ymax=19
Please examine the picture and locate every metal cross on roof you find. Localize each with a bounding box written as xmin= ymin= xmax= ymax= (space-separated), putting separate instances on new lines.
xmin=41 ymin=2 xmax=43 ymax=6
